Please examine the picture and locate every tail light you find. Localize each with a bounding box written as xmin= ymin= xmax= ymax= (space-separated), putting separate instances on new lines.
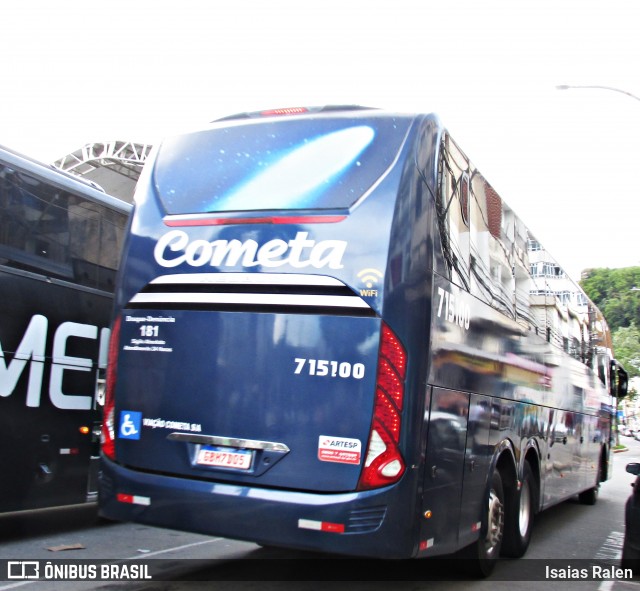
xmin=357 ymin=323 xmax=407 ymax=490
xmin=101 ymin=315 xmax=121 ymax=460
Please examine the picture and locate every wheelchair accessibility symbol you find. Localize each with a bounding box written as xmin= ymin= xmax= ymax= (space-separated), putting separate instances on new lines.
xmin=119 ymin=410 xmax=142 ymax=440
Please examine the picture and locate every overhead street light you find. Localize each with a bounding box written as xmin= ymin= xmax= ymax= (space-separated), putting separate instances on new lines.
xmin=556 ymin=84 xmax=640 ymax=104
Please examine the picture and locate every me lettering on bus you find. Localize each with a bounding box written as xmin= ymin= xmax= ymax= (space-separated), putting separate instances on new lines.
xmin=0 ymin=314 xmax=107 ymax=409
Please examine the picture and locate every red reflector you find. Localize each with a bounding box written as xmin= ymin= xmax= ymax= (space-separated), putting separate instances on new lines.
xmin=321 ymin=522 xmax=345 ymax=533
xmin=260 ymin=107 xmax=309 ymax=116
xmin=163 ymin=215 xmax=346 ymax=227
xmin=298 ymin=518 xmax=345 ymax=533
xmin=116 ymin=493 xmax=150 ymax=506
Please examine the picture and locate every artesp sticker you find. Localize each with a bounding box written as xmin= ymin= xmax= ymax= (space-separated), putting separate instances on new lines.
xmin=318 ymin=435 xmax=361 ymax=465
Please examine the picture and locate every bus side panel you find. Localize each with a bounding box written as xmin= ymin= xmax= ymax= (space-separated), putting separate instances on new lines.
xmin=457 ymin=393 xmax=492 ymax=549
xmin=545 ymin=409 xmax=575 ymax=501
xmin=581 ymin=412 xmax=603 ymax=486
xmin=420 ymin=386 xmax=468 ymax=556
xmin=0 ymin=270 xmax=107 ymax=512
xmin=428 ymin=272 xmax=611 ymax=518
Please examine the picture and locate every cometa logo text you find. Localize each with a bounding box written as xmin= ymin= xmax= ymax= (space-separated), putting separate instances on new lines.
xmin=154 ymin=230 xmax=347 ymax=269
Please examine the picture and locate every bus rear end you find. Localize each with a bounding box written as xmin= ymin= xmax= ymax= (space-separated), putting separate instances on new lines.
xmin=99 ymin=108 xmax=429 ymax=558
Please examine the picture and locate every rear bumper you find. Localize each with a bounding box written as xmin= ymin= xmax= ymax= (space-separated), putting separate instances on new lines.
xmin=99 ymin=455 xmax=418 ymax=559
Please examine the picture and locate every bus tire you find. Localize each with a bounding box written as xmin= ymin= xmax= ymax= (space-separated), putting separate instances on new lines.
xmin=578 ymin=484 xmax=599 ymax=505
xmin=502 ymin=461 xmax=536 ymax=558
xmin=459 ymin=469 xmax=505 ymax=577
xmin=579 ymin=455 xmax=602 ymax=506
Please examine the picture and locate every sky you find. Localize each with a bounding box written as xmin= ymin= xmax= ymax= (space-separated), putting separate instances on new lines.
xmin=2 ymin=0 xmax=640 ymax=281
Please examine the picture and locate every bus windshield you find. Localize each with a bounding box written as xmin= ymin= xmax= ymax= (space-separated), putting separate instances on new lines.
xmin=153 ymin=116 xmax=411 ymax=214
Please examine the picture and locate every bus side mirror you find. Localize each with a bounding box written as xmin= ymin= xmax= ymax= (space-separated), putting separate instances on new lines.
xmin=627 ymin=463 xmax=640 ymax=476
xmin=611 ymin=359 xmax=629 ymax=398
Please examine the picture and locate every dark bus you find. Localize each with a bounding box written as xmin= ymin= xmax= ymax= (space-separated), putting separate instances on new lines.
xmin=98 ymin=106 xmax=627 ymax=575
xmin=0 ymin=144 xmax=131 ymax=513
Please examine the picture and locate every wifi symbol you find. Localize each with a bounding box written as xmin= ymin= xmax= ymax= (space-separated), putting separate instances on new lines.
xmin=357 ymin=268 xmax=383 ymax=288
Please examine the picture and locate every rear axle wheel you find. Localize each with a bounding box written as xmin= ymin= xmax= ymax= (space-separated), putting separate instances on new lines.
xmin=502 ymin=461 xmax=536 ymax=558
xmin=459 ymin=469 xmax=505 ymax=577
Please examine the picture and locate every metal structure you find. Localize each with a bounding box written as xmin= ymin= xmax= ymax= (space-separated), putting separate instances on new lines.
xmin=54 ymin=141 xmax=152 ymax=202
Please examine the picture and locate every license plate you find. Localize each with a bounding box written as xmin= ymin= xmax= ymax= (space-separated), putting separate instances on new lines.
xmin=196 ymin=446 xmax=253 ymax=470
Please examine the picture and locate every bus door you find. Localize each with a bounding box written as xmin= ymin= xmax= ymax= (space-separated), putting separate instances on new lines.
xmin=578 ymin=383 xmax=606 ymax=491
xmin=457 ymin=394 xmax=492 ymax=549
xmin=421 ymin=387 xmax=469 ymax=554
xmin=544 ymin=409 xmax=580 ymax=502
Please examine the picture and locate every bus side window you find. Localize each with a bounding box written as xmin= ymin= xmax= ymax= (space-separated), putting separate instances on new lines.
xmin=468 ymin=171 xmax=516 ymax=319
xmin=596 ymin=352 xmax=609 ymax=389
xmin=68 ymin=198 xmax=128 ymax=291
xmin=0 ymin=164 xmax=73 ymax=279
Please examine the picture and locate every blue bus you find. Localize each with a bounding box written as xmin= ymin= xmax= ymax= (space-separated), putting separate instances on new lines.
xmin=98 ymin=106 xmax=627 ymax=575
xmin=0 ymin=144 xmax=131 ymax=514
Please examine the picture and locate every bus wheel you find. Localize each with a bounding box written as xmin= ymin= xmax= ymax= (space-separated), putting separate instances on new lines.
xmin=578 ymin=484 xmax=599 ymax=505
xmin=579 ymin=456 xmax=602 ymax=506
xmin=460 ymin=470 xmax=505 ymax=577
xmin=578 ymin=485 xmax=600 ymax=505
xmin=502 ymin=461 xmax=536 ymax=558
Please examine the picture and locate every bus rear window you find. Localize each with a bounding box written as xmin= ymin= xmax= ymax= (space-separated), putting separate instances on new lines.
xmin=153 ymin=116 xmax=411 ymax=215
